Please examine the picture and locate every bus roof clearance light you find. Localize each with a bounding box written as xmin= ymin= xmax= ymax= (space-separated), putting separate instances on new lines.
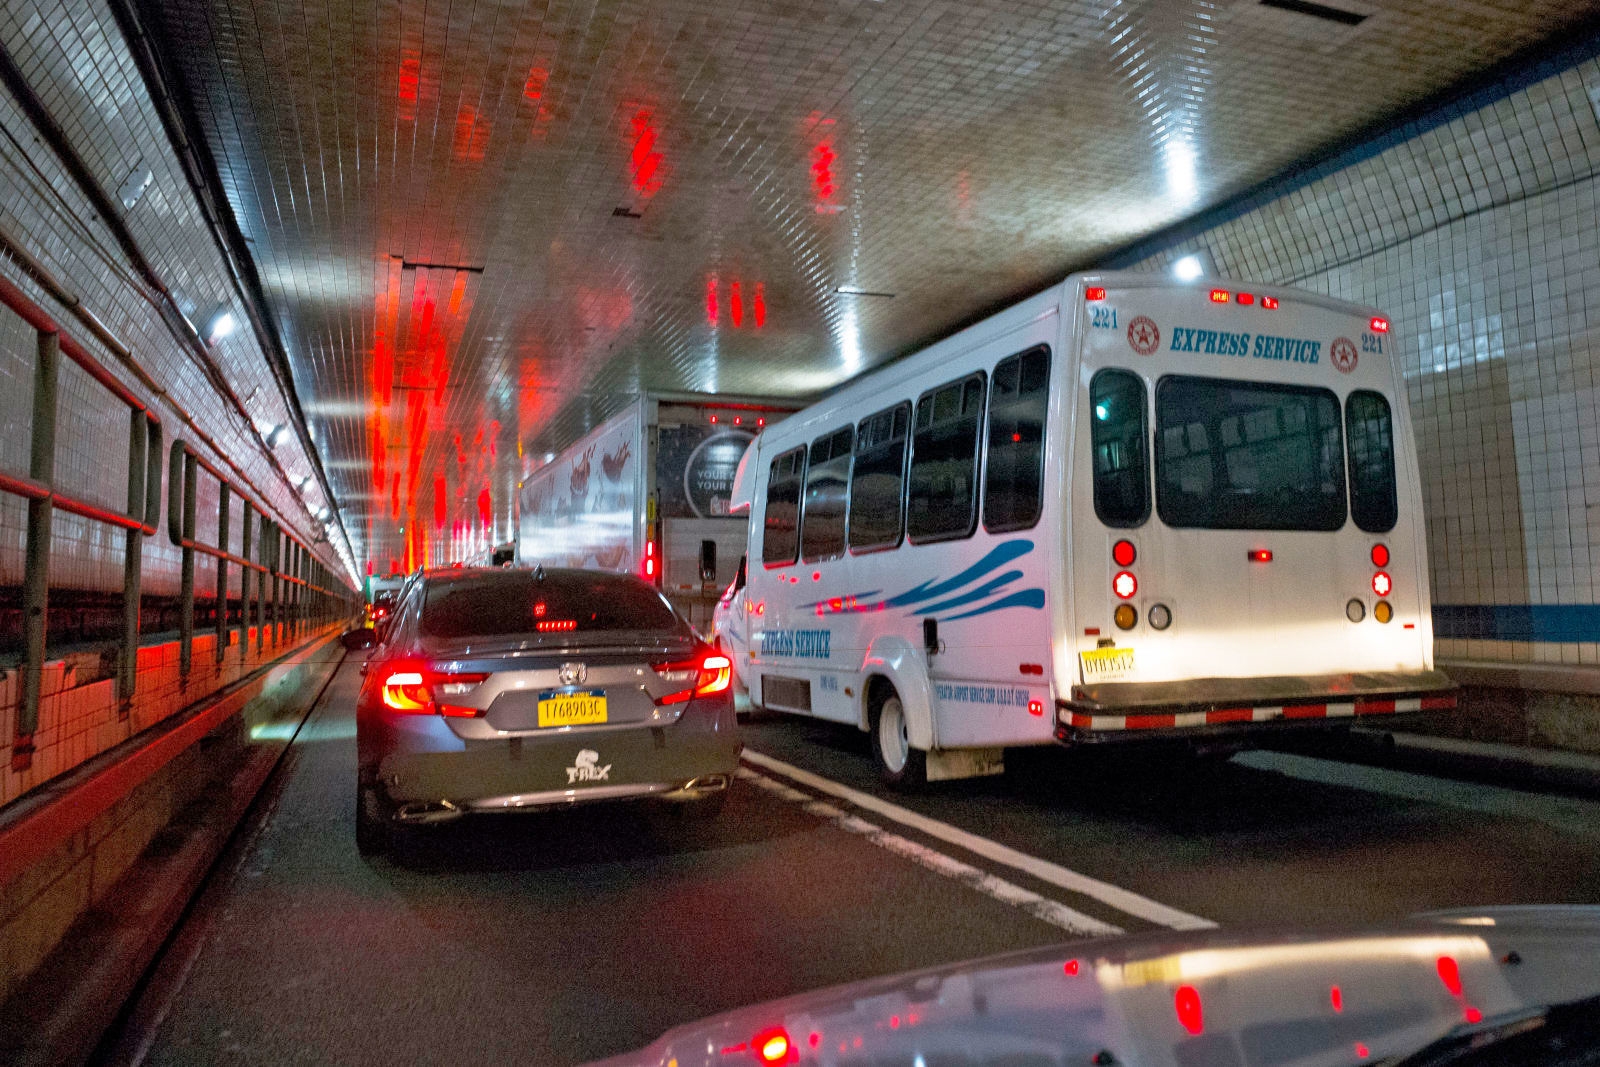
xmin=1370 ymin=316 xmax=1390 ymax=333
xmin=1172 ymin=255 xmax=1204 ymax=282
xmin=1261 ymin=296 xmax=1279 ymax=309
xmin=1372 ymin=572 xmax=1392 ymax=597
xmin=1209 ymin=289 xmax=1230 ymax=303
xmin=1236 ymin=292 xmax=1254 ymax=305
xmin=1085 ymin=286 xmax=1107 ymax=301
xmin=1113 ymin=571 xmax=1137 ymax=599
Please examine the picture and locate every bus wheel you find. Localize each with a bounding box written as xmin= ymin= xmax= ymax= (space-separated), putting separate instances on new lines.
xmin=871 ymin=690 xmax=927 ymax=790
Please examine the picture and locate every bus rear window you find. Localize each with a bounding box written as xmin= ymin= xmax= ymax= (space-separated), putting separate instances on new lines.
xmin=1155 ymin=376 xmax=1346 ymax=531
xmin=1346 ymin=390 xmax=1398 ymax=533
xmin=1090 ymin=370 xmax=1149 ymax=527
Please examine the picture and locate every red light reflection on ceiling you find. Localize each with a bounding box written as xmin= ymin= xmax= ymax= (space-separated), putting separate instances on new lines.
xmin=523 ymin=66 xmax=548 ymax=101
xmin=812 ymin=141 xmax=836 ymax=209
xmin=705 ymin=276 xmax=718 ymax=325
xmin=706 ymin=276 xmax=765 ymax=329
xmin=477 ymin=486 xmax=492 ymax=530
xmin=730 ymin=280 xmax=744 ymax=327
xmin=433 ymin=476 xmax=447 ymax=529
xmin=398 ymin=53 xmax=420 ymax=119
xmin=454 ymin=104 xmax=491 ymax=162
xmin=629 ymin=111 xmax=664 ymax=196
xmin=1436 ymin=956 xmax=1462 ymax=997
xmin=753 ymin=283 xmax=767 ymax=327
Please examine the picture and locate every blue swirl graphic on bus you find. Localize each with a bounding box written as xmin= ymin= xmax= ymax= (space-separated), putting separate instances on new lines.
xmin=800 ymin=540 xmax=1044 ymax=622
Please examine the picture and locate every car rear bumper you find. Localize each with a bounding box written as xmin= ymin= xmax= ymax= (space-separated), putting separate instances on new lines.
xmin=1056 ymin=669 xmax=1456 ymax=745
xmin=366 ymin=699 xmax=740 ymax=814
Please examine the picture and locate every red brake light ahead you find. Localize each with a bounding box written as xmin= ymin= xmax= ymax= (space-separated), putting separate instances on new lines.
xmin=753 ymin=1027 xmax=793 ymax=1064
xmin=380 ymin=666 xmax=488 ymax=717
xmin=1373 ymin=572 xmax=1392 ymax=597
xmin=1249 ymin=549 xmax=1273 ymax=563
xmin=1112 ymin=571 xmax=1137 ymax=599
xmin=1112 ymin=540 xmax=1136 ymax=566
xmin=653 ymin=653 xmax=733 ymax=705
xmin=1371 ymin=543 xmax=1389 ymax=567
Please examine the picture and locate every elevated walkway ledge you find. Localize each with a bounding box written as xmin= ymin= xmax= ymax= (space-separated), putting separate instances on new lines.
xmin=0 ymin=629 xmax=344 ymax=1067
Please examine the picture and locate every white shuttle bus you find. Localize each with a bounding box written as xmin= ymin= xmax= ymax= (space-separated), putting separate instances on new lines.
xmin=728 ymin=271 xmax=1455 ymax=787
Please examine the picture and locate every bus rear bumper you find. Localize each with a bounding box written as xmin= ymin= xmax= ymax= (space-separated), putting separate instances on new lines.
xmin=1056 ymin=669 xmax=1456 ymax=746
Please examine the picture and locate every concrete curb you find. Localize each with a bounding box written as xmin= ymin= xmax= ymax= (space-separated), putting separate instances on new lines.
xmin=1283 ymin=727 xmax=1600 ymax=799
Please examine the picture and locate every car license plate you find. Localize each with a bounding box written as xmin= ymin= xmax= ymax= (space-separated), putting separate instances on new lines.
xmin=1079 ymin=647 xmax=1134 ymax=682
xmin=537 ymin=690 xmax=607 ymax=728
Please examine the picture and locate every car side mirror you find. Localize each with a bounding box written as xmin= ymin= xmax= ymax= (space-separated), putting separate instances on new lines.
xmin=340 ymin=627 xmax=376 ymax=651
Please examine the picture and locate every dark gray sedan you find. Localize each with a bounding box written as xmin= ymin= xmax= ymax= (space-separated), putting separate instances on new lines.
xmin=353 ymin=566 xmax=738 ymax=854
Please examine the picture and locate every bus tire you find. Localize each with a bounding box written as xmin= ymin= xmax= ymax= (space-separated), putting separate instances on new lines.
xmin=871 ymin=690 xmax=927 ymax=790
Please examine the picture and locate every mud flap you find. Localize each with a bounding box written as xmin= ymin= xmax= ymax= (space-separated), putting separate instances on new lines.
xmin=926 ymin=747 xmax=1004 ymax=781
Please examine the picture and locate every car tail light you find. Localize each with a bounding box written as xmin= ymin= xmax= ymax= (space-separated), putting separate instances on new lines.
xmin=1371 ymin=543 xmax=1389 ymax=567
xmin=380 ymin=665 xmax=488 ymax=717
xmin=652 ymin=653 xmax=733 ymax=705
xmin=1112 ymin=539 xmax=1136 ymax=566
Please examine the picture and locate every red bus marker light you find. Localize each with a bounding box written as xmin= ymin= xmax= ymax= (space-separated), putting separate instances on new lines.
xmin=1370 ymin=316 xmax=1390 ymax=333
xmin=1085 ymin=286 xmax=1107 ymax=301
xmin=1261 ymin=296 xmax=1279 ymax=309
xmin=1209 ymin=289 xmax=1230 ymax=303
xmin=1248 ymin=549 xmax=1273 ymax=563
xmin=1236 ymin=292 xmax=1254 ymax=305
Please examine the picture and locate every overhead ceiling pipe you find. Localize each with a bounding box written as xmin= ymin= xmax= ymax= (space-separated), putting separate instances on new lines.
xmin=0 ymin=32 xmax=355 ymax=579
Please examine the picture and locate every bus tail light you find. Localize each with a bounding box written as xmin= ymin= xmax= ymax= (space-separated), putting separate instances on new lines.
xmin=1114 ymin=604 xmax=1136 ymax=629
xmin=1372 ymin=572 xmax=1392 ymax=597
xmin=1371 ymin=543 xmax=1389 ymax=567
xmin=1149 ymin=603 xmax=1172 ymax=630
xmin=1112 ymin=539 xmax=1136 ymax=566
xmin=1346 ymin=599 xmax=1365 ymax=623
xmin=643 ymin=539 xmax=657 ymax=580
xmin=653 ymin=653 xmax=733 ymax=705
xmin=1374 ymin=601 xmax=1393 ymax=624
xmin=1028 ymin=699 xmax=1044 ymax=716
xmin=1113 ymin=571 xmax=1137 ymax=599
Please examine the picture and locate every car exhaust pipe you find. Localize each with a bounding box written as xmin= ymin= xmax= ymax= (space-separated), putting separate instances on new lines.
xmin=681 ymin=773 xmax=730 ymax=794
xmin=394 ymin=798 xmax=465 ymax=824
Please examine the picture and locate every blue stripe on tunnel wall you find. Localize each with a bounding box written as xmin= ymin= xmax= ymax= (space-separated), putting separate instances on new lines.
xmin=1433 ymin=605 xmax=1600 ymax=643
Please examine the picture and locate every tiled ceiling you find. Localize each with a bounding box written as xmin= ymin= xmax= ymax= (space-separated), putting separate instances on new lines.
xmin=142 ymin=0 xmax=1589 ymax=571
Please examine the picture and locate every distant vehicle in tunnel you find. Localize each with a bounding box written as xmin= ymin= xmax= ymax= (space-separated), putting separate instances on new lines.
xmin=354 ymin=566 xmax=738 ymax=854
xmin=731 ymin=270 xmax=1455 ymax=787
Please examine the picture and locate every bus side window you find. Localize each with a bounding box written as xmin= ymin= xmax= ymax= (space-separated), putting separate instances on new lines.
xmin=983 ymin=344 xmax=1051 ymax=533
xmin=849 ymin=402 xmax=910 ymax=551
xmin=908 ymin=373 xmax=986 ymax=543
xmin=1089 ymin=369 xmax=1150 ymax=527
xmin=762 ymin=447 xmax=806 ymax=566
xmin=1346 ymin=391 xmax=1398 ymax=533
xmin=801 ymin=426 xmax=853 ymax=561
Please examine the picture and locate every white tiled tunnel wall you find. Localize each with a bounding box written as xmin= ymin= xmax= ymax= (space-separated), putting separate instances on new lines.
xmin=1129 ymin=54 xmax=1600 ymax=667
xmin=0 ymin=0 xmax=348 ymax=599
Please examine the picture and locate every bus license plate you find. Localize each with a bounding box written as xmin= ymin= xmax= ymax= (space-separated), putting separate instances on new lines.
xmin=1079 ymin=647 xmax=1135 ymax=682
xmin=537 ymin=690 xmax=607 ymax=728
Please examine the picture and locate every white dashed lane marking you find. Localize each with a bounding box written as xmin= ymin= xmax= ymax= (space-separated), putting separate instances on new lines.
xmin=736 ymin=766 xmax=1121 ymax=936
xmin=740 ymin=749 xmax=1216 ymax=932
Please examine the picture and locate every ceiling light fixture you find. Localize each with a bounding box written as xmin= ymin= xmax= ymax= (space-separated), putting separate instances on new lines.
xmin=263 ymin=424 xmax=290 ymax=449
xmin=203 ymin=304 xmax=237 ymax=345
xmin=1172 ymin=255 xmax=1205 ymax=282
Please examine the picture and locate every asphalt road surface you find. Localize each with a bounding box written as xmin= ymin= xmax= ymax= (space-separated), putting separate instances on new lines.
xmin=105 ymin=661 xmax=1600 ymax=1066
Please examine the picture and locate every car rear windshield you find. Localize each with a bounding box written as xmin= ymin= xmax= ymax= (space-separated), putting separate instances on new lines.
xmin=1155 ymin=376 xmax=1347 ymax=531
xmin=420 ymin=571 xmax=681 ymax=639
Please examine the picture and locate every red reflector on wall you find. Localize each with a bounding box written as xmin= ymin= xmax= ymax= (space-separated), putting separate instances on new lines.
xmin=1248 ymin=549 xmax=1273 ymax=563
xmin=1209 ymin=289 xmax=1229 ymax=303
xmin=1261 ymin=296 xmax=1279 ymax=309
xmin=1236 ymin=292 xmax=1254 ymax=305
xmin=1085 ymin=286 xmax=1106 ymax=301
xmin=1370 ymin=316 xmax=1390 ymax=333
